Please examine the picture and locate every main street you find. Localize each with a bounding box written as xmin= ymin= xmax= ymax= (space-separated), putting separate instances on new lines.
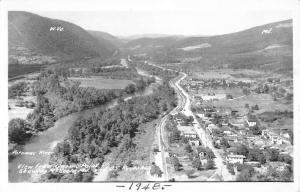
xmin=171 ymin=71 xmax=234 ymax=181
xmin=151 ymin=61 xmax=234 ymax=181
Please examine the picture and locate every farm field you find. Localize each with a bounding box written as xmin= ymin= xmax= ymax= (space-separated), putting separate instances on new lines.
xmin=211 ymin=93 xmax=292 ymax=115
xmin=69 ymin=76 xmax=134 ymax=89
xmin=197 ymin=88 xmax=244 ymax=98
xmin=191 ymin=69 xmax=267 ymax=82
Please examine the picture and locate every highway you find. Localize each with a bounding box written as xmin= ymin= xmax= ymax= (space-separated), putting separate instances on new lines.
xmin=151 ymin=72 xmax=186 ymax=181
xmin=172 ymin=72 xmax=234 ymax=181
xmin=150 ymin=62 xmax=234 ymax=181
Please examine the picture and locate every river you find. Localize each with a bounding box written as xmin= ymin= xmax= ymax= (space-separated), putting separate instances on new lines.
xmin=8 ymin=66 xmax=160 ymax=182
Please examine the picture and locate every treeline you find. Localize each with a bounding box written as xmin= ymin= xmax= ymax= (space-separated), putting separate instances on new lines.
xmin=128 ymin=60 xmax=178 ymax=81
xmin=8 ymin=81 xmax=28 ymax=98
xmin=70 ymin=66 xmax=142 ymax=80
xmin=40 ymin=82 xmax=177 ymax=182
xmin=8 ymin=66 xmax=155 ymax=151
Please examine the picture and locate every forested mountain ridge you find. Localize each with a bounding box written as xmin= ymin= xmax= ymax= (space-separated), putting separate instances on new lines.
xmin=8 ymin=11 xmax=118 ymax=64
xmin=88 ymin=30 xmax=124 ymax=48
xmin=124 ymin=20 xmax=292 ymax=75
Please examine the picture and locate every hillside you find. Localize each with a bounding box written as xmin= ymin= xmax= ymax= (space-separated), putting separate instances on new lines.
xmin=88 ymin=30 xmax=123 ymax=48
xmin=125 ymin=20 xmax=293 ymax=75
xmin=8 ymin=11 xmax=117 ymax=65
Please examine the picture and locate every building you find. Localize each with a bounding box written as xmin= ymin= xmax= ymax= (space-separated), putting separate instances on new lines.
xmin=188 ymin=138 xmax=201 ymax=146
xmin=178 ymin=125 xmax=198 ymax=138
xmin=261 ymin=129 xmax=270 ymax=139
xmin=226 ymin=154 xmax=246 ymax=164
xmin=206 ymin=124 xmax=219 ymax=135
xmin=269 ymin=134 xmax=283 ymax=145
xmin=196 ymin=112 xmax=205 ymax=119
xmin=244 ymin=161 xmax=261 ymax=167
xmin=183 ymin=131 xmax=198 ymax=138
xmin=246 ymin=115 xmax=257 ymax=127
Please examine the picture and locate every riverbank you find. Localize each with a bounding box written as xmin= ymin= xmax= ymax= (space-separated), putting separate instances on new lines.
xmin=8 ymin=61 xmax=162 ymax=182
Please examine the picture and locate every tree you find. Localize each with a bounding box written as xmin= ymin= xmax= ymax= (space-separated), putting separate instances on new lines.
xmin=184 ymin=144 xmax=193 ymax=153
xmin=8 ymin=118 xmax=31 ymax=144
xmin=235 ymin=144 xmax=249 ymax=156
xmin=237 ymin=166 xmax=255 ymax=181
xmin=204 ymin=158 xmax=215 ymax=170
xmin=243 ymin=89 xmax=250 ymax=95
xmin=8 ymin=82 xmax=27 ymax=98
xmin=287 ymin=130 xmax=293 ymax=145
xmin=265 ymin=149 xmax=279 ymax=162
xmin=226 ymin=94 xmax=233 ymax=99
xmin=108 ymin=170 xmax=118 ymax=178
xmin=124 ymin=84 xmax=136 ymax=94
xmin=192 ymin=158 xmax=202 ymax=170
xmin=250 ymin=125 xmax=261 ymax=135
xmin=171 ymin=157 xmax=182 ymax=171
xmin=150 ymin=162 xmax=163 ymax=177
xmin=253 ymin=104 xmax=259 ymax=110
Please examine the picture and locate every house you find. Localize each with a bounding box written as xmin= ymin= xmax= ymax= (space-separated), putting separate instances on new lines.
xmin=280 ymin=132 xmax=290 ymax=139
xmin=246 ymin=115 xmax=257 ymax=127
xmin=183 ymin=131 xmax=198 ymax=138
xmin=196 ymin=112 xmax=205 ymax=119
xmin=223 ymin=130 xmax=232 ymax=135
xmin=244 ymin=161 xmax=261 ymax=167
xmin=269 ymin=134 xmax=283 ymax=145
xmin=261 ymin=129 xmax=270 ymax=139
xmin=231 ymin=110 xmax=239 ymax=116
xmin=239 ymin=130 xmax=247 ymax=136
xmin=226 ymin=154 xmax=246 ymax=164
xmin=199 ymin=151 xmax=207 ymax=159
xmin=206 ymin=123 xmax=219 ymax=133
xmin=188 ymin=138 xmax=201 ymax=146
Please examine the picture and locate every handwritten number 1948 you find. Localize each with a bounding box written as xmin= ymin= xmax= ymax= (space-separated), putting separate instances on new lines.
xmin=128 ymin=183 xmax=162 ymax=191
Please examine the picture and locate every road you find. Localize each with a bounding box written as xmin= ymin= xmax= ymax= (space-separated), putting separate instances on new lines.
xmin=151 ymin=71 xmax=186 ymax=181
xmin=170 ymin=71 xmax=234 ymax=181
xmin=149 ymin=62 xmax=234 ymax=181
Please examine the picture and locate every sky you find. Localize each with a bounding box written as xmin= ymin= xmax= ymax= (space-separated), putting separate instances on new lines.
xmin=7 ymin=0 xmax=295 ymax=36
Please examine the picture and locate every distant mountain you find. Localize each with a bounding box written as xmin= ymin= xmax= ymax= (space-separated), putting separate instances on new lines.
xmin=88 ymin=30 xmax=123 ymax=48
xmin=119 ymin=34 xmax=186 ymax=40
xmin=173 ymin=19 xmax=292 ymax=54
xmin=124 ymin=36 xmax=186 ymax=53
xmin=8 ymin=11 xmax=117 ymax=64
xmin=126 ymin=20 xmax=293 ymax=75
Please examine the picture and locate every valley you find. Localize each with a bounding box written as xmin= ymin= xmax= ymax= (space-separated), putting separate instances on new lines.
xmin=7 ymin=11 xmax=293 ymax=183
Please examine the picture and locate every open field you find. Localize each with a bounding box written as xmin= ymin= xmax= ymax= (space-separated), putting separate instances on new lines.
xmin=69 ymin=76 xmax=134 ymax=89
xmin=9 ymin=64 xmax=45 ymax=79
xmin=196 ymin=88 xmax=244 ymax=98
xmin=191 ymin=69 xmax=266 ymax=81
xmin=8 ymin=96 xmax=37 ymax=121
xmin=212 ymin=93 xmax=292 ymax=114
xmin=8 ymin=106 xmax=33 ymax=121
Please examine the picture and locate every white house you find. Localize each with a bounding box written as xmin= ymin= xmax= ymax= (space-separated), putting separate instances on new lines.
xmin=189 ymin=138 xmax=201 ymax=146
xmin=270 ymin=134 xmax=283 ymax=145
xmin=246 ymin=115 xmax=257 ymax=127
xmin=226 ymin=154 xmax=246 ymax=164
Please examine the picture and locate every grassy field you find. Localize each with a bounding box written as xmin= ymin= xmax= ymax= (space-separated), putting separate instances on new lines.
xmin=211 ymin=93 xmax=292 ymax=115
xmin=198 ymin=88 xmax=244 ymax=98
xmin=9 ymin=64 xmax=45 ymax=79
xmin=69 ymin=76 xmax=134 ymax=89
